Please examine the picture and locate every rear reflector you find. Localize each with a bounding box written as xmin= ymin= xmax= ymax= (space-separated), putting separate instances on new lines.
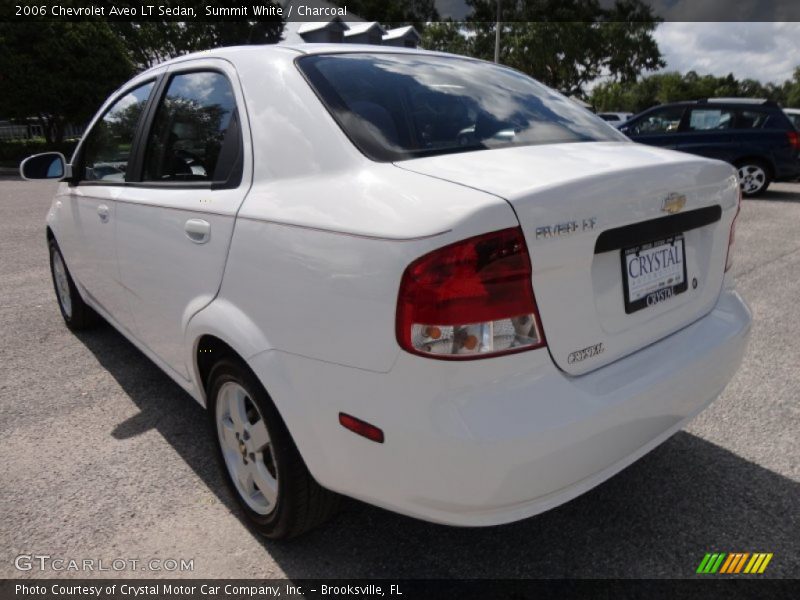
xmin=339 ymin=413 xmax=384 ymax=443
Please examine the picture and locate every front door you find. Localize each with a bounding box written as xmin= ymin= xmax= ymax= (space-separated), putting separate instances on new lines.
xmin=624 ymin=105 xmax=687 ymax=150
xmin=61 ymin=81 xmax=156 ymax=331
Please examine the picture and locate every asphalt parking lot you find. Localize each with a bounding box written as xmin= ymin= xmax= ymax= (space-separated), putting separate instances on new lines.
xmin=1 ymin=178 xmax=798 ymax=580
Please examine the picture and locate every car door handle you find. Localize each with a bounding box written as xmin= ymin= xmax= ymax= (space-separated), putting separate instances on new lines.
xmin=97 ymin=204 xmax=109 ymax=223
xmin=184 ymin=219 xmax=211 ymax=244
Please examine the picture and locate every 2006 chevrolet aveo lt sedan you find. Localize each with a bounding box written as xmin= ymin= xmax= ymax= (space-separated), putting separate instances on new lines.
xmin=22 ymin=45 xmax=751 ymax=538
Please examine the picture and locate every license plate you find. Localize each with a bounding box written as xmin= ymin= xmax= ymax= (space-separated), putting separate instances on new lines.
xmin=621 ymin=235 xmax=687 ymax=314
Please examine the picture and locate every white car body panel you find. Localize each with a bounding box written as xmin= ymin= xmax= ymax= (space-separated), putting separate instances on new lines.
xmin=43 ymin=45 xmax=751 ymax=527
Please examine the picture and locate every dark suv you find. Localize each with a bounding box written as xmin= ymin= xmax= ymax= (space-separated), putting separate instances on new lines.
xmin=620 ymin=99 xmax=800 ymax=196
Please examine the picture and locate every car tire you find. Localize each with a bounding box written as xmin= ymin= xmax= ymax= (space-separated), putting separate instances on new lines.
xmin=48 ymin=239 xmax=101 ymax=330
xmin=208 ymin=358 xmax=343 ymax=539
xmin=736 ymin=161 xmax=771 ymax=197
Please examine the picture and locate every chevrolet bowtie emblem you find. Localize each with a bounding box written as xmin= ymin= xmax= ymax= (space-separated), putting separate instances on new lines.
xmin=662 ymin=192 xmax=687 ymax=214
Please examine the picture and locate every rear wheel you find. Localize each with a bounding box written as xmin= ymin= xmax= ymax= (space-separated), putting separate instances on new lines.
xmin=48 ymin=239 xmax=100 ymax=330
xmin=736 ymin=161 xmax=771 ymax=197
xmin=208 ymin=359 xmax=342 ymax=538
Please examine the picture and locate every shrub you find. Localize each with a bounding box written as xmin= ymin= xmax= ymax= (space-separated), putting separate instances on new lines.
xmin=0 ymin=138 xmax=79 ymax=168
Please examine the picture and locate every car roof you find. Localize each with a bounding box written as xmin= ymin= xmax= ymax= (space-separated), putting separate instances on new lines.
xmin=660 ymin=99 xmax=780 ymax=110
xmin=140 ymin=43 xmax=450 ymax=75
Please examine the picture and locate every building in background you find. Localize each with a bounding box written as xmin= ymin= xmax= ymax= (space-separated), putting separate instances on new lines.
xmin=280 ymin=0 xmax=419 ymax=48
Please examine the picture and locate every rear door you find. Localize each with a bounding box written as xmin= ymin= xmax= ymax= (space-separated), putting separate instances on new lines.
xmin=677 ymin=106 xmax=736 ymax=162
xmin=114 ymin=59 xmax=251 ymax=379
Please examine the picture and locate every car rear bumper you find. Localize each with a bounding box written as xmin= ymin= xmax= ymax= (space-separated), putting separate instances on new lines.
xmin=250 ymin=288 xmax=751 ymax=526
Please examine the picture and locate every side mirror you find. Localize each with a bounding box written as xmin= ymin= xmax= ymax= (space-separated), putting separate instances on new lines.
xmin=20 ymin=152 xmax=70 ymax=181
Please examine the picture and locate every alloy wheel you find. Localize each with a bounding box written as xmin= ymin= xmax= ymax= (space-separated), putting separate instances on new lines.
xmin=215 ymin=381 xmax=279 ymax=515
xmin=737 ymin=164 xmax=767 ymax=195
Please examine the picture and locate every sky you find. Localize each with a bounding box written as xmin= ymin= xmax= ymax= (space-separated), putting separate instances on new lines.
xmin=431 ymin=2 xmax=800 ymax=85
xmin=653 ymin=22 xmax=800 ymax=85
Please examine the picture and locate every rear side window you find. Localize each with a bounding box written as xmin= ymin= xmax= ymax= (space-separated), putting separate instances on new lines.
xmin=736 ymin=109 xmax=772 ymax=129
xmin=143 ymin=71 xmax=240 ymax=184
xmin=80 ymin=82 xmax=155 ymax=182
xmin=297 ymin=54 xmax=625 ymax=162
xmin=688 ymin=108 xmax=734 ymax=131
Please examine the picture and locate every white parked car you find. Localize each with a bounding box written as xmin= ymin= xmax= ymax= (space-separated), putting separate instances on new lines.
xmin=785 ymin=108 xmax=800 ymax=131
xmin=597 ymin=111 xmax=634 ymax=128
xmin=22 ymin=46 xmax=751 ymax=539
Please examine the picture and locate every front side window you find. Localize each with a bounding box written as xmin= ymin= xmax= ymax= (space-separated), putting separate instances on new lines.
xmin=298 ymin=54 xmax=625 ymax=161
xmin=629 ymin=106 xmax=685 ymax=135
xmin=688 ymin=108 xmax=734 ymax=131
xmin=81 ymin=82 xmax=155 ymax=182
xmin=143 ymin=72 xmax=238 ymax=182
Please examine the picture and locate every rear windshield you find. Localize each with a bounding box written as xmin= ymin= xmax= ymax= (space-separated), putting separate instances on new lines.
xmin=297 ymin=53 xmax=626 ymax=162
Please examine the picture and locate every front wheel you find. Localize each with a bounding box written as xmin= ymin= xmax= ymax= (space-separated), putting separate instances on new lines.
xmin=208 ymin=359 xmax=342 ymax=539
xmin=48 ymin=239 xmax=100 ymax=330
xmin=736 ymin=161 xmax=771 ymax=197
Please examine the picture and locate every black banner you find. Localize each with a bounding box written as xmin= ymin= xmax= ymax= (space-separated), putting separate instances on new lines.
xmin=2 ymin=579 xmax=799 ymax=600
xmin=2 ymin=0 xmax=800 ymax=23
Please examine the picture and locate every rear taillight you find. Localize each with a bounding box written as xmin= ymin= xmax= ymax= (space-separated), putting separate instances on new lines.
xmin=725 ymin=189 xmax=741 ymax=272
xmin=396 ymin=227 xmax=546 ymax=359
xmin=788 ymin=130 xmax=800 ymax=151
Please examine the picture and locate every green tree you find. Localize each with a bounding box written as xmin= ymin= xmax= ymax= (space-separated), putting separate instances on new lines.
xmin=422 ymin=21 xmax=471 ymax=55
xmin=421 ymin=0 xmax=664 ymax=97
xmin=591 ymin=68 xmax=799 ymax=113
xmin=0 ymin=22 xmax=133 ymax=143
xmin=110 ymin=2 xmax=284 ymax=70
xmin=784 ymin=67 xmax=800 ymax=107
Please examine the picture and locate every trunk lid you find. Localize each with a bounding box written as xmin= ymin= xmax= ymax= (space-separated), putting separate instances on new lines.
xmin=397 ymin=141 xmax=739 ymax=375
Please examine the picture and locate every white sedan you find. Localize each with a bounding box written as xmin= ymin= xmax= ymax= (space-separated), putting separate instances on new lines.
xmin=22 ymin=45 xmax=751 ymax=539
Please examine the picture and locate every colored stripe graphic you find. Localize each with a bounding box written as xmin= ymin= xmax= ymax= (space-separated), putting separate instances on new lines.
xmin=758 ymin=554 xmax=773 ymax=573
xmin=744 ymin=553 xmax=774 ymax=574
xmin=697 ymin=553 xmax=727 ymax=573
xmin=701 ymin=552 xmax=773 ymax=574
xmin=734 ymin=553 xmax=750 ymax=573
xmin=720 ymin=553 xmax=742 ymax=573
xmin=719 ymin=554 xmax=736 ymax=573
